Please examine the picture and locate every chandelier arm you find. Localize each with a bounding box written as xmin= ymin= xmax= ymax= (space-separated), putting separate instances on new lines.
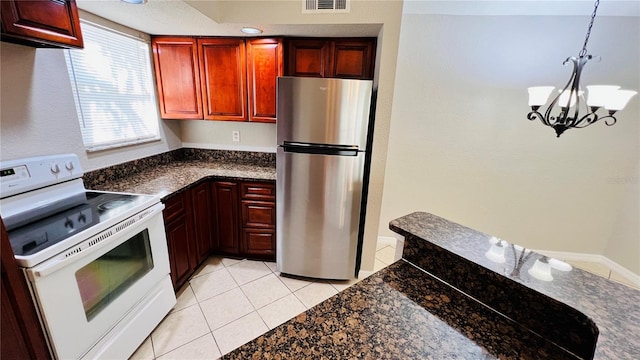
xmin=574 ymin=111 xmax=599 ymax=128
xmin=569 ymin=58 xmax=587 ymax=127
xmin=544 ymin=57 xmax=580 ymax=126
xmin=600 ymin=115 xmax=618 ymax=126
xmin=527 ymin=110 xmax=550 ymax=126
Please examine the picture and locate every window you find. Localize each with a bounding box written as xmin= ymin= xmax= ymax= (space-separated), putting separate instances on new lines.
xmin=65 ymin=21 xmax=160 ymax=151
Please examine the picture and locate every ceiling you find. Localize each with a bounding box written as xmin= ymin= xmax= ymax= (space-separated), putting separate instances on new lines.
xmin=76 ymin=0 xmax=639 ymax=37
xmin=76 ymin=0 xmax=383 ymax=37
xmin=404 ymin=0 xmax=640 ymax=16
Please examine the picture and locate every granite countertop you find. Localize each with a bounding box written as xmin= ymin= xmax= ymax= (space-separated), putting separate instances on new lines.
xmin=86 ymin=159 xmax=275 ymax=200
xmin=225 ymin=260 xmax=578 ymax=359
xmin=390 ymin=212 xmax=640 ymax=360
xmin=225 ymin=211 xmax=638 ymax=359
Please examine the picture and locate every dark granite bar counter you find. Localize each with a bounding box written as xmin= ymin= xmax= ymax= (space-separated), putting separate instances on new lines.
xmin=224 ymin=212 xmax=638 ymax=360
xmin=225 ymin=260 xmax=578 ymax=360
xmin=390 ymin=212 xmax=640 ymax=360
xmin=83 ymin=149 xmax=275 ymax=199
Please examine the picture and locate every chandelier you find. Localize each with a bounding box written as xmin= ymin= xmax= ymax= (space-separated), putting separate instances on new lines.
xmin=527 ymin=0 xmax=637 ymax=137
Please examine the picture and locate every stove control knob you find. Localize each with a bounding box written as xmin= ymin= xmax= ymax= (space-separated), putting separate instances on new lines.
xmin=51 ymin=163 xmax=61 ymax=174
xmin=78 ymin=214 xmax=86 ymax=224
xmin=64 ymin=218 xmax=73 ymax=229
xmin=65 ymin=161 xmax=75 ymax=171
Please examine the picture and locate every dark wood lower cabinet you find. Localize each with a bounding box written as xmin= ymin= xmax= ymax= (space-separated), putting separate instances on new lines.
xmin=242 ymin=228 xmax=275 ymax=258
xmin=163 ymin=191 xmax=194 ymax=290
xmin=240 ymin=182 xmax=276 ymax=260
xmin=211 ymin=181 xmax=241 ymax=255
xmin=163 ymin=179 xmax=275 ymax=291
xmin=1 ymin=220 xmax=51 ymax=360
xmin=191 ymin=182 xmax=213 ymax=264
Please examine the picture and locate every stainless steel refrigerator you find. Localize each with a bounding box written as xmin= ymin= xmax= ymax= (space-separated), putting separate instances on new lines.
xmin=276 ymin=76 xmax=374 ymax=280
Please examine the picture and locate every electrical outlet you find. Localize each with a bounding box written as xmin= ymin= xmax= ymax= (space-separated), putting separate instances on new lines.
xmin=232 ymin=130 xmax=240 ymax=142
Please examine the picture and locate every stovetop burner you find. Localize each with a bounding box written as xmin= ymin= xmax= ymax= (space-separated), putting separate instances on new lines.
xmin=8 ymin=191 xmax=154 ymax=257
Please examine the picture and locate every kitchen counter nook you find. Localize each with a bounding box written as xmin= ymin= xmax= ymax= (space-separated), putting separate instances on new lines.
xmin=84 ymin=149 xmax=275 ymax=199
xmin=85 ymin=148 xmax=278 ymax=289
xmin=224 ymin=212 xmax=639 ymax=360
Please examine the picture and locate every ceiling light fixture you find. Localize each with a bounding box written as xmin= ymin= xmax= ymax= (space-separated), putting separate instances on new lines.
xmin=527 ymin=0 xmax=637 ymax=137
xmin=120 ymin=0 xmax=148 ymax=4
xmin=241 ymin=27 xmax=263 ymax=35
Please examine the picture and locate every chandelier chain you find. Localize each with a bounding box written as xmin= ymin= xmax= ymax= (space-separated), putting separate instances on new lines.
xmin=580 ymin=0 xmax=600 ymax=57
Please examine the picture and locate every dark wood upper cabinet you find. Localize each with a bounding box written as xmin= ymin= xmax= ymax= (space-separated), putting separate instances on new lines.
xmin=246 ymin=38 xmax=283 ymax=123
xmin=1 ymin=0 xmax=83 ymax=49
xmin=285 ymin=38 xmax=376 ymax=80
xmin=152 ymin=37 xmax=203 ymax=120
xmin=286 ymin=39 xmax=329 ymax=78
xmin=198 ymin=38 xmax=247 ymax=121
xmin=151 ymin=36 xmax=284 ymax=122
xmin=329 ymin=40 xmax=375 ymax=79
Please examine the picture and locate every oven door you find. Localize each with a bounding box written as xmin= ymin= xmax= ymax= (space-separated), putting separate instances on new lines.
xmin=26 ymin=203 xmax=170 ymax=360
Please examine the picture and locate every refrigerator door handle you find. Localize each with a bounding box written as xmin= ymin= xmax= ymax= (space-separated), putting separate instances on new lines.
xmin=281 ymin=141 xmax=360 ymax=156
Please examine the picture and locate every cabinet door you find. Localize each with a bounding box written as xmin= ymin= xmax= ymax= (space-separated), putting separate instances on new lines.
xmin=242 ymin=229 xmax=275 ymax=258
xmin=163 ymin=193 xmax=194 ymax=290
xmin=285 ymin=39 xmax=329 ymax=78
xmin=329 ymin=39 xmax=376 ymax=80
xmin=190 ymin=182 xmax=213 ymax=264
xmin=152 ymin=37 xmax=203 ymax=119
xmin=165 ymin=215 xmax=192 ymax=290
xmin=211 ymin=181 xmax=240 ymax=254
xmin=241 ymin=200 xmax=275 ymax=229
xmin=1 ymin=0 xmax=83 ymax=48
xmin=246 ymin=38 xmax=283 ymax=123
xmin=198 ymin=38 xmax=247 ymax=121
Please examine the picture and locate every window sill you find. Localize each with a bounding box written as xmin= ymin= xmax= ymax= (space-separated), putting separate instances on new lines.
xmin=85 ymin=137 xmax=162 ymax=153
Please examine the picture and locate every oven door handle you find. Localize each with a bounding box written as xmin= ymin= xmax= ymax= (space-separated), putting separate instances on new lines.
xmin=27 ymin=203 xmax=164 ymax=280
xmin=30 ymin=259 xmax=65 ymax=280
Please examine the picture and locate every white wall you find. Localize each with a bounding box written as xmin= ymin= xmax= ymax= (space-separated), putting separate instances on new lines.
xmin=381 ymin=14 xmax=640 ymax=273
xmin=180 ymin=120 xmax=277 ymax=152
xmin=0 ymin=16 xmax=182 ymax=172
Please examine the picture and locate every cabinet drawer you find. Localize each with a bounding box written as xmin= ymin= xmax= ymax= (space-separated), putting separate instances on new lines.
xmin=162 ymin=192 xmax=187 ymax=223
xmin=242 ymin=229 xmax=275 ymax=256
xmin=241 ymin=200 xmax=275 ymax=228
xmin=241 ymin=182 xmax=275 ymax=200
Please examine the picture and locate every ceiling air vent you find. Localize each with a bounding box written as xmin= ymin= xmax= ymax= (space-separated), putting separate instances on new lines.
xmin=303 ymin=0 xmax=350 ymax=13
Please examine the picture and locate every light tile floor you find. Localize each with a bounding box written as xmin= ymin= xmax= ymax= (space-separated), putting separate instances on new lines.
xmin=131 ymin=239 xmax=638 ymax=359
xmin=130 ymin=241 xmax=401 ymax=360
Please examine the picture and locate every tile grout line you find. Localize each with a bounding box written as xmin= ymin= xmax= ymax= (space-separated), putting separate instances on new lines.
xmin=193 ymin=283 xmax=224 ymax=358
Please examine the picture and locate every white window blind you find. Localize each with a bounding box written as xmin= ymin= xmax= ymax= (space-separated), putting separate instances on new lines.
xmin=65 ymin=21 xmax=160 ymax=151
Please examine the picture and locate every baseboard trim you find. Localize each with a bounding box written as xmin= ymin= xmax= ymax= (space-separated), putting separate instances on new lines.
xmin=533 ymin=249 xmax=640 ymax=287
xmin=182 ymin=142 xmax=277 ymax=153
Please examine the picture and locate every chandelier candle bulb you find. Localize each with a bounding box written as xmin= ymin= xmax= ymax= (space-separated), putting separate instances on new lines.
xmin=527 ymin=86 xmax=555 ymax=107
xmin=586 ymin=85 xmax=621 ymax=107
xmin=605 ymin=90 xmax=638 ymax=111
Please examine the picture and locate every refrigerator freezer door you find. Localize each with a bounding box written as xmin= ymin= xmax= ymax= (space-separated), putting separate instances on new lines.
xmin=276 ymin=147 xmax=364 ymax=279
xmin=277 ymin=76 xmax=372 ymax=149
